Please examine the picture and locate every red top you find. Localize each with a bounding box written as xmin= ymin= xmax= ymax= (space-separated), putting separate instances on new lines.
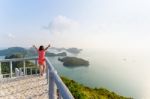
xmin=38 ymin=50 xmax=45 ymax=65
xmin=38 ymin=50 xmax=45 ymax=59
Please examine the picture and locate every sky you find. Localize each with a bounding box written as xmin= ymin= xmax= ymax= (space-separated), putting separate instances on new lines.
xmin=0 ymin=0 xmax=150 ymax=50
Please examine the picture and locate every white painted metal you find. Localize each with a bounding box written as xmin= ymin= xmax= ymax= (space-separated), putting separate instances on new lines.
xmin=23 ymin=60 xmax=26 ymax=75
xmin=0 ymin=62 xmax=1 ymax=75
xmin=49 ymin=70 xmax=57 ymax=99
xmin=0 ymin=62 xmax=2 ymax=78
xmin=0 ymin=57 xmax=74 ymax=99
xmin=45 ymin=58 xmax=74 ymax=99
xmin=15 ymin=68 xmax=19 ymax=77
xmin=10 ymin=61 xmax=12 ymax=78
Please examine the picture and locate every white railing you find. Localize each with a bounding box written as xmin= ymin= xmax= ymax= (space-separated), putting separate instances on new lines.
xmin=0 ymin=57 xmax=38 ymax=78
xmin=0 ymin=57 xmax=74 ymax=99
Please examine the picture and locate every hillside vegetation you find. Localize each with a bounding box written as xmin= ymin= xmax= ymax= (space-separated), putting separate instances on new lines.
xmin=1 ymin=53 xmax=36 ymax=74
xmin=0 ymin=47 xmax=67 ymax=57
xmin=61 ymin=77 xmax=133 ymax=99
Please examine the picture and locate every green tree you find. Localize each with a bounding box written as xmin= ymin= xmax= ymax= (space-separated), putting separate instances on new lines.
xmin=1 ymin=53 xmax=35 ymax=74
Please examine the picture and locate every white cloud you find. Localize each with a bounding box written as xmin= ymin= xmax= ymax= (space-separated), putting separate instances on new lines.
xmin=42 ymin=14 xmax=150 ymax=49
xmin=48 ymin=15 xmax=79 ymax=34
xmin=42 ymin=15 xmax=83 ymax=48
xmin=7 ymin=33 xmax=15 ymax=39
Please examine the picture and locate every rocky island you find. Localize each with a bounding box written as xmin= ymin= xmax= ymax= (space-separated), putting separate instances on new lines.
xmin=66 ymin=48 xmax=82 ymax=54
xmin=51 ymin=47 xmax=82 ymax=54
xmin=58 ymin=57 xmax=89 ymax=66
xmin=46 ymin=52 xmax=67 ymax=57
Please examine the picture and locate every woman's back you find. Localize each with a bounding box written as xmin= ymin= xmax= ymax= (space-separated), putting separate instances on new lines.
xmin=38 ymin=50 xmax=45 ymax=59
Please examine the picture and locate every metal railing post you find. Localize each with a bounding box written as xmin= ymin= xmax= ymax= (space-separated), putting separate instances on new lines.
xmin=0 ymin=57 xmax=74 ymax=98
xmin=0 ymin=62 xmax=1 ymax=75
xmin=35 ymin=68 xmax=38 ymax=74
xmin=10 ymin=61 xmax=12 ymax=78
xmin=49 ymin=70 xmax=56 ymax=99
xmin=46 ymin=62 xmax=48 ymax=82
xmin=31 ymin=68 xmax=32 ymax=75
xmin=26 ymin=68 xmax=27 ymax=75
xmin=58 ymin=90 xmax=62 ymax=99
xmin=0 ymin=62 xmax=2 ymax=78
xmin=35 ymin=59 xmax=38 ymax=67
xmin=35 ymin=59 xmax=38 ymax=75
xmin=23 ymin=60 xmax=26 ymax=75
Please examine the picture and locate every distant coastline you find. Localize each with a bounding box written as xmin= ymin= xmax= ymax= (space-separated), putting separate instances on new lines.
xmin=0 ymin=47 xmax=82 ymax=57
xmin=50 ymin=47 xmax=82 ymax=54
xmin=0 ymin=47 xmax=68 ymax=57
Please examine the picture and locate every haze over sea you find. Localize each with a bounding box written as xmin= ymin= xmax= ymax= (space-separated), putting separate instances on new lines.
xmin=47 ymin=48 xmax=150 ymax=99
xmin=0 ymin=47 xmax=150 ymax=99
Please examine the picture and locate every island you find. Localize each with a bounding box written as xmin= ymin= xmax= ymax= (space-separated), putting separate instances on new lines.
xmin=0 ymin=47 xmax=67 ymax=57
xmin=0 ymin=47 xmax=27 ymax=56
xmin=58 ymin=57 xmax=89 ymax=66
xmin=46 ymin=52 xmax=67 ymax=57
xmin=50 ymin=47 xmax=66 ymax=52
xmin=66 ymin=48 xmax=82 ymax=54
xmin=50 ymin=47 xmax=82 ymax=54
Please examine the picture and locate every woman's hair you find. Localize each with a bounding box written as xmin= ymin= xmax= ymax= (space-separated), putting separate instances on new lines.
xmin=39 ymin=45 xmax=44 ymax=51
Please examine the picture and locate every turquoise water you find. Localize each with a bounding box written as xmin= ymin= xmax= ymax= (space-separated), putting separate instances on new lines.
xmin=48 ymin=49 xmax=150 ymax=99
xmin=0 ymin=56 xmax=5 ymax=59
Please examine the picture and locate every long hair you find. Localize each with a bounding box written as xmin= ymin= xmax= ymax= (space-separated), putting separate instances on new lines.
xmin=39 ymin=45 xmax=44 ymax=51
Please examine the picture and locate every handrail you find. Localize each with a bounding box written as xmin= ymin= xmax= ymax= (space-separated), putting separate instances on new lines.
xmin=45 ymin=57 xmax=74 ymax=99
xmin=0 ymin=57 xmax=38 ymax=78
xmin=0 ymin=57 xmax=74 ymax=99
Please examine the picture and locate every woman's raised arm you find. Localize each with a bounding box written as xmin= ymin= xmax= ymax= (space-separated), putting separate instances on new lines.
xmin=45 ymin=44 xmax=51 ymax=50
xmin=33 ymin=45 xmax=38 ymax=51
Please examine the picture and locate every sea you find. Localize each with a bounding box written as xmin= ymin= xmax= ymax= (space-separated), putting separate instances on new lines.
xmin=1 ymin=48 xmax=150 ymax=99
xmin=48 ymin=48 xmax=150 ymax=99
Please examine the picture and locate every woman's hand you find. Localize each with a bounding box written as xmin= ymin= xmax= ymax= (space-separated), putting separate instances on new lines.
xmin=33 ymin=45 xmax=38 ymax=50
xmin=45 ymin=44 xmax=51 ymax=50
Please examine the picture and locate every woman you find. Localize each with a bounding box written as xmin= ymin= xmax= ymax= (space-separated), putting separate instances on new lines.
xmin=33 ymin=44 xmax=50 ymax=76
